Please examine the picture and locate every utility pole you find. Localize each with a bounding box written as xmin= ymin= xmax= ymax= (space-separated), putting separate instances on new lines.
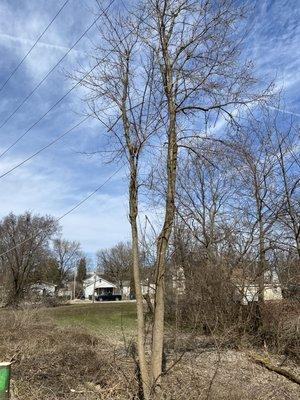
xmin=73 ymin=268 xmax=77 ymax=300
xmin=92 ymin=273 xmax=96 ymax=303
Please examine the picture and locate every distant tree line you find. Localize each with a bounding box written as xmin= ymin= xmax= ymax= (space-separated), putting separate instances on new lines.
xmin=0 ymin=211 xmax=87 ymax=306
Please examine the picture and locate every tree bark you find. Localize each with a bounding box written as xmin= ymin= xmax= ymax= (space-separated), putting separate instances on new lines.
xmin=151 ymin=6 xmax=179 ymax=389
xmin=258 ymin=221 xmax=266 ymax=304
xmin=129 ymin=161 xmax=151 ymax=399
xmin=151 ymin=111 xmax=178 ymax=387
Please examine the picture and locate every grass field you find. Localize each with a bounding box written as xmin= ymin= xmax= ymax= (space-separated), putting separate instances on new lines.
xmin=1 ymin=301 xmax=300 ymax=400
xmin=46 ymin=301 xmax=137 ymax=341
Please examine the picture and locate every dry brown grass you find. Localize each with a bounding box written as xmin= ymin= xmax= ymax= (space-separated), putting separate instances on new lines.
xmin=162 ymin=348 xmax=300 ymax=400
xmin=0 ymin=309 xmax=137 ymax=399
xmin=0 ymin=307 xmax=299 ymax=400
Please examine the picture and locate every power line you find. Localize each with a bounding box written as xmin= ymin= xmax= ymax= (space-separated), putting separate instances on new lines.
xmin=0 ymin=2 xmax=151 ymax=163
xmin=57 ymin=164 xmax=123 ymax=221
xmin=0 ymin=0 xmax=70 ymax=94
xmin=0 ymin=100 xmax=122 ymax=180
xmin=0 ymin=0 xmax=140 ymax=161
xmin=0 ymin=0 xmax=115 ymax=132
xmin=0 ymin=2 xmax=150 ymax=257
xmin=0 ymin=116 xmax=90 ymax=180
xmin=0 ymin=73 xmax=91 ymax=159
xmin=0 ymin=163 xmax=124 ymax=258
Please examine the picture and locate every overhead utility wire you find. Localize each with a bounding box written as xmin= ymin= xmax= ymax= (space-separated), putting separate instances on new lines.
xmin=0 ymin=0 xmax=70 ymax=94
xmin=0 ymin=1 xmax=127 ymax=160
xmin=0 ymin=116 xmax=90 ymax=180
xmin=56 ymin=164 xmax=124 ymax=221
xmin=0 ymin=163 xmax=124 ymax=258
xmin=0 ymin=100 xmax=125 ymax=180
xmin=0 ymin=3 xmax=153 ymax=256
xmin=0 ymin=0 xmax=115 ymax=132
xmin=0 ymin=3 xmax=152 ymax=165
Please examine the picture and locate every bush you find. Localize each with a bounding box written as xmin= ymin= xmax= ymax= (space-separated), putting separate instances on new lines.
xmin=165 ymin=267 xmax=241 ymax=334
xmin=259 ymin=300 xmax=300 ymax=361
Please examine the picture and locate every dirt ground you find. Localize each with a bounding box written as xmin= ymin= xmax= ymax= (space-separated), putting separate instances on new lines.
xmin=0 ymin=307 xmax=299 ymax=400
xmin=163 ymin=348 xmax=300 ymax=400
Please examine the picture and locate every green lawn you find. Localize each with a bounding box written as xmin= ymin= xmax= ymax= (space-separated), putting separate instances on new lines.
xmin=46 ymin=301 xmax=137 ymax=341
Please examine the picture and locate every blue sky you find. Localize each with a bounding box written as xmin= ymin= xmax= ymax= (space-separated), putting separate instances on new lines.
xmin=0 ymin=0 xmax=299 ymax=257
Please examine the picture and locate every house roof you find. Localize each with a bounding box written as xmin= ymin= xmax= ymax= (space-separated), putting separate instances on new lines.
xmin=83 ymin=275 xmax=117 ymax=289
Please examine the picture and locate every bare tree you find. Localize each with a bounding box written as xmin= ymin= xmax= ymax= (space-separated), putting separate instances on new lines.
xmin=97 ymin=241 xmax=132 ymax=292
xmin=74 ymin=1 xmax=270 ymax=397
xmin=142 ymin=1 xmax=269 ymax=390
xmin=52 ymin=238 xmax=82 ymax=288
xmin=73 ymin=6 xmax=160 ymax=396
xmin=227 ymin=116 xmax=279 ymax=302
xmin=272 ymin=119 xmax=300 ymax=259
xmin=0 ymin=212 xmax=58 ymax=306
xmin=176 ymin=143 xmax=234 ymax=258
xmin=265 ymin=113 xmax=300 ymax=293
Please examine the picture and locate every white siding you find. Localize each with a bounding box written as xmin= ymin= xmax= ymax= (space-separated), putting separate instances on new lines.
xmin=239 ymin=284 xmax=282 ymax=304
xmin=83 ymin=275 xmax=117 ymax=298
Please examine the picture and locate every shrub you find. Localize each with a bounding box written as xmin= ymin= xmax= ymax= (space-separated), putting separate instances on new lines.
xmin=259 ymin=300 xmax=300 ymax=361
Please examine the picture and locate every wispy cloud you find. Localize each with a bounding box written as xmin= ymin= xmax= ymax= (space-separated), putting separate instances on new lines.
xmin=0 ymin=32 xmax=86 ymax=55
xmin=266 ymin=105 xmax=300 ymax=118
xmin=0 ymin=0 xmax=299 ymax=256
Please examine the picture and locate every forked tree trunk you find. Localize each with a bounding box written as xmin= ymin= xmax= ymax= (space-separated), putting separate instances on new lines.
xmin=151 ymin=111 xmax=178 ymax=388
xmin=120 ymin=47 xmax=151 ymax=400
xmin=129 ymin=158 xmax=151 ymax=399
xmin=150 ymin=7 xmax=179 ymax=388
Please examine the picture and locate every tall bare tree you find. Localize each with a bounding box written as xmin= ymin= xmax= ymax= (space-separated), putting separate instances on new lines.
xmin=73 ymin=6 xmax=160 ymax=396
xmin=142 ymin=1 xmax=269 ymax=389
xmin=74 ymin=1 xmax=270 ymax=397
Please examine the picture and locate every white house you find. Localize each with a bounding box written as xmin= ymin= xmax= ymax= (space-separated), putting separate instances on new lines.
xmin=122 ymin=279 xmax=156 ymax=299
xmin=83 ymin=275 xmax=117 ymax=299
xmin=141 ymin=279 xmax=156 ymax=297
xmin=57 ymin=282 xmax=73 ymax=298
xmin=31 ymin=282 xmax=57 ymax=296
xmin=237 ymin=283 xmax=282 ymax=305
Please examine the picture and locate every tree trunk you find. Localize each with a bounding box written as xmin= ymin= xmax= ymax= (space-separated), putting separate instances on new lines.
xmin=129 ymin=161 xmax=151 ymax=399
xmin=151 ymin=111 xmax=178 ymax=388
xmin=258 ymin=224 xmax=265 ymax=304
xmin=254 ymin=175 xmax=265 ymax=305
